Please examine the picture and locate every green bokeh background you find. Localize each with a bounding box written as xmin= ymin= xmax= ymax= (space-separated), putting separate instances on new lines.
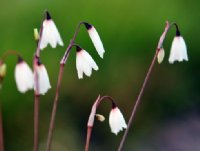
xmin=0 ymin=0 xmax=200 ymax=150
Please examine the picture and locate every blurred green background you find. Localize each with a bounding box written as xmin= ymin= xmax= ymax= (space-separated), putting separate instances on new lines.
xmin=0 ymin=0 xmax=200 ymax=150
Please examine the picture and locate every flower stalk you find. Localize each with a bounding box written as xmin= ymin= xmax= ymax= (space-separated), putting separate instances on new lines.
xmin=33 ymin=11 xmax=46 ymax=151
xmin=46 ymin=21 xmax=84 ymax=151
xmin=117 ymin=21 xmax=178 ymax=151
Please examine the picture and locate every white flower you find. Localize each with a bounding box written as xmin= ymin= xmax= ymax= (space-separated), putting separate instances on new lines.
xmin=15 ymin=59 xmax=34 ymax=93
xmin=76 ymin=46 xmax=99 ymax=79
xmin=168 ymin=36 xmax=188 ymax=64
xmin=157 ymin=48 xmax=165 ymax=64
xmin=109 ymin=107 xmax=127 ymax=135
xmin=39 ymin=11 xmax=64 ymax=50
xmin=84 ymin=23 xmax=105 ymax=58
xmin=34 ymin=62 xmax=51 ymax=95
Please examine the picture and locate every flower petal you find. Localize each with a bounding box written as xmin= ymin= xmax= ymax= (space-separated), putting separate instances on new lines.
xmin=15 ymin=61 xmax=34 ymax=93
xmin=109 ymin=107 xmax=127 ymax=135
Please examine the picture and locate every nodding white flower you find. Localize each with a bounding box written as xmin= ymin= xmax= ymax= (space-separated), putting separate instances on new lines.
xmin=15 ymin=57 xmax=34 ymax=93
xmin=168 ymin=36 xmax=188 ymax=64
xmin=109 ymin=107 xmax=127 ymax=135
xmin=76 ymin=46 xmax=99 ymax=79
xmin=34 ymin=59 xmax=51 ymax=95
xmin=39 ymin=11 xmax=64 ymax=50
xmin=157 ymin=48 xmax=165 ymax=64
xmin=84 ymin=23 xmax=105 ymax=58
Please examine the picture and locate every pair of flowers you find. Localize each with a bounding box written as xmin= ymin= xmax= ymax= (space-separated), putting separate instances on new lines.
xmin=15 ymin=57 xmax=51 ymax=94
xmin=157 ymin=30 xmax=188 ymax=64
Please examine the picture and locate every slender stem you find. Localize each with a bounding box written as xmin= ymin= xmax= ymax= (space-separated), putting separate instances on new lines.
xmin=85 ymin=127 xmax=92 ymax=151
xmin=46 ymin=22 xmax=83 ymax=151
xmin=1 ymin=50 xmax=21 ymax=62
xmin=118 ymin=49 xmax=158 ymax=151
xmin=118 ymin=21 xmax=172 ymax=151
xmin=33 ymin=13 xmax=45 ymax=151
xmin=34 ymin=95 xmax=40 ymax=151
xmin=0 ymin=101 xmax=4 ymax=151
xmin=45 ymin=64 xmax=64 ymax=151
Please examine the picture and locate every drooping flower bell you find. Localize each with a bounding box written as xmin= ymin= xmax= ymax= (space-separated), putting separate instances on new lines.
xmin=168 ymin=27 xmax=188 ymax=64
xmin=84 ymin=22 xmax=105 ymax=58
xmin=15 ymin=57 xmax=34 ymax=93
xmin=109 ymin=105 xmax=127 ymax=135
xmin=34 ymin=57 xmax=51 ymax=95
xmin=39 ymin=11 xmax=64 ymax=50
xmin=76 ymin=46 xmax=99 ymax=79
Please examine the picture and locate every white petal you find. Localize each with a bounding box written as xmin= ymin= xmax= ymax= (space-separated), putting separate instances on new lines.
xmin=15 ymin=61 xmax=34 ymax=93
xmin=76 ymin=49 xmax=99 ymax=79
xmin=76 ymin=53 xmax=84 ymax=79
xmin=39 ymin=20 xmax=63 ymax=50
xmin=81 ymin=50 xmax=99 ymax=71
xmin=34 ymin=64 xmax=51 ymax=95
xmin=168 ymin=36 xmax=188 ymax=64
xmin=109 ymin=107 xmax=127 ymax=135
xmin=88 ymin=27 xmax=105 ymax=58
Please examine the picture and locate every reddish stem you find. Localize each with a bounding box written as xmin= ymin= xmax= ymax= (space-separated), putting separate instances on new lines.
xmin=46 ymin=22 xmax=84 ymax=151
xmin=85 ymin=127 xmax=92 ymax=151
xmin=34 ymin=95 xmax=40 ymax=151
xmin=45 ymin=64 xmax=64 ymax=151
xmin=118 ymin=21 xmax=173 ymax=151
xmin=33 ymin=12 xmax=46 ymax=151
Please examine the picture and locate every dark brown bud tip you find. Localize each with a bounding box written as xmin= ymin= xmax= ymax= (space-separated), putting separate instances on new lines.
xmin=76 ymin=45 xmax=82 ymax=52
xmin=35 ymin=55 xmax=42 ymax=66
xmin=45 ymin=10 xmax=51 ymax=20
xmin=17 ymin=56 xmax=24 ymax=63
xmin=112 ymin=101 xmax=117 ymax=109
xmin=84 ymin=22 xmax=93 ymax=30
xmin=176 ymin=29 xmax=181 ymax=36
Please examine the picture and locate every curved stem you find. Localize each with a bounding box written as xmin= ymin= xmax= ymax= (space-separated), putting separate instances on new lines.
xmin=60 ymin=22 xmax=84 ymax=64
xmin=46 ymin=21 xmax=84 ymax=151
xmin=85 ymin=95 xmax=116 ymax=151
xmin=1 ymin=50 xmax=21 ymax=62
xmin=118 ymin=21 xmax=173 ymax=151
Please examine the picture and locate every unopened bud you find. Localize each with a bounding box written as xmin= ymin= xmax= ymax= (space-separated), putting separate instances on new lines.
xmin=96 ymin=114 xmax=105 ymax=122
xmin=34 ymin=28 xmax=40 ymax=41
xmin=0 ymin=63 xmax=7 ymax=78
xmin=157 ymin=48 xmax=165 ymax=64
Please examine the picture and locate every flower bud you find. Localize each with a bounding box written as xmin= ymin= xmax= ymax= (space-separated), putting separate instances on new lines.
xmin=157 ymin=48 xmax=165 ymax=64
xmin=0 ymin=63 xmax=6 ymax=78
xmin=34 ymin=28 xmax=40 ymax=41
xmin=96 ymin=114 xmax=105 ymax=122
